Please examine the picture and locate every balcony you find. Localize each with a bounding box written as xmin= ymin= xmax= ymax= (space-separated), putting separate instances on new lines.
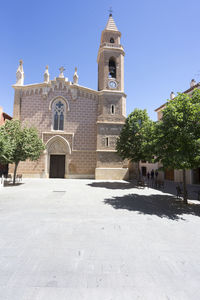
xmin=100 ymin=43 xmax=123 ymax=50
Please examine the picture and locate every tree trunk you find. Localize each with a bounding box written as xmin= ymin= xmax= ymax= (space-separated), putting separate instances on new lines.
xmin=13 ymin=162 xmax=19 ymax=185
xmin=182 ymin=169 xmax=188 ymax=204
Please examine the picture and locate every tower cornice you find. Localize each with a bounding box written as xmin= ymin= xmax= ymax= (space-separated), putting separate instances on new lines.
xmin=101 ymin=28 xmax=121 ymax=37
xmin=97 ymin=45 xmax=125 ymax=63
xmin=97 ymin=90 xmax=126 ymax=97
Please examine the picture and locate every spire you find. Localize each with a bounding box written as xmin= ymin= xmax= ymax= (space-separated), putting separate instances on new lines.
xmin=105 ymin=14 xmax=118 ymax=31
xmin=73 ymin=67 xmax=79 ymax=85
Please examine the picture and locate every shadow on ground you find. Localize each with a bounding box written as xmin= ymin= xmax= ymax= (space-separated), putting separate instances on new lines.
xmin=104 ymin=194 xmax=200 ymax=220
xmin=88 ymin=181 xmax=200 ymax=201
xmin=88 ymin=181 xmax=141 ymax=190
xmin=3 ymin=182 xmax=24 ymax=187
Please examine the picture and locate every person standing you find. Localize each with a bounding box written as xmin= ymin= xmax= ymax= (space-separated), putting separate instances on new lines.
xmin=151 ymin=169 xmax=155 ymax=187
xmin=146 ymin=171 xmax=150 ymax=187
xmin=155 ymin=169 xmax=159 ymax=188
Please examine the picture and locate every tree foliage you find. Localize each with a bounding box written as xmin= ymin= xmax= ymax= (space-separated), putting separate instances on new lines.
xmin=0 ymin=120 xmax=45 ymax=184
xmin=154 ymin=89 xmax=200 ymax=203
xmin=116 ymin=109 xmax=154 ymax=178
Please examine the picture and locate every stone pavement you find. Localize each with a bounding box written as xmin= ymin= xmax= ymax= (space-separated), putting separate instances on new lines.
xmin=0 ymin=179 xmax=200 ymax=300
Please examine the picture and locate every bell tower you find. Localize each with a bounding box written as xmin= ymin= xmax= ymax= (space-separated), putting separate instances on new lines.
xmin=95 ymin=14 xmax=128 ymax=180
xmin=97 ymin=13 xmax=125 ymax=92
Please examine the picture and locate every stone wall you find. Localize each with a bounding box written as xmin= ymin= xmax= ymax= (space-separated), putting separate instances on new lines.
xmin=9 ymin=155 xmax=45 ymax=177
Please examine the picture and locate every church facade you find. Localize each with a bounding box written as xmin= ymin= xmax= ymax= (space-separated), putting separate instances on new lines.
xmin=12 ymin=14 xmax=129 ymax=180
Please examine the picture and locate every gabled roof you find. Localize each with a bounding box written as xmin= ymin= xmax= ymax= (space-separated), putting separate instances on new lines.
xmin=105 ymin=14 xmax=118 ymax=31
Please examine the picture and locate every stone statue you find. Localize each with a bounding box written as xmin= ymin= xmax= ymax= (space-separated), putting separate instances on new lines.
xmin=170 ymin=91 xmax=175 ymax=100
xmin=59 ymin=66 xmax=65 ymax=78
xmin=16 ymin=60 xmax=24 ymax=85
xmin=44 ymin=65 xmax=50 ymax=83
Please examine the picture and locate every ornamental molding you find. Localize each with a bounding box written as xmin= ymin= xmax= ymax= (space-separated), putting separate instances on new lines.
xmin=45 ymin=134 xmax=72 ymax=155
xmin=12 ymin=77 xmax=125 ymax=100
xmin=49 ymin=96 xmax=70 ymax=111
xmin=12 ymin=79 xmax=99 ymax=101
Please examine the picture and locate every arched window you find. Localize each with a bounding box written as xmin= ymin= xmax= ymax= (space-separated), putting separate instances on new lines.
xmin=109 ymin=58 xmax=116 ymax=78
xmin=110 ymin=37 xmax=114 ymax=43
xmin=53 ymin=100 xmax=65 ymax=130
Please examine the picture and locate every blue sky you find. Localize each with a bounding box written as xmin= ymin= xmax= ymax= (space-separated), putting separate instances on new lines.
xmin=0 ymin=0 xmax=200 ymax=120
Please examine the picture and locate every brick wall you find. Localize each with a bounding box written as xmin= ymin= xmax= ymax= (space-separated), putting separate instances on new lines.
xmin=69 ymin=151 xmax=96 ymax=175
xmin=9 ymin=154 xmax=45 ymax=176
xmin=96 ymin=152 xmax=124 ymax=168
xmin=20 ymin=88 xmax=98 ymax=151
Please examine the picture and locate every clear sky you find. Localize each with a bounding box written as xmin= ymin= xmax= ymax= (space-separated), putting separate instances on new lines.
xmin=0 ymin=0 xmax=200 ymax=120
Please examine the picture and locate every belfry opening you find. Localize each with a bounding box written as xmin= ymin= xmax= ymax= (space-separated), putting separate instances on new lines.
xmin=109 ymin=58 xmax=116 ymax=78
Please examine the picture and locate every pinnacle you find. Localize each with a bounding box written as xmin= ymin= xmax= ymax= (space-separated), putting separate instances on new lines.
xmin=105 ymin=14 xmax=118 ymax=31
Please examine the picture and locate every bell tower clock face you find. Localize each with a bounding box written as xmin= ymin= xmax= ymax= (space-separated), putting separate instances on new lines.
xmin=108 ymin=80 xmax=117 ymax=89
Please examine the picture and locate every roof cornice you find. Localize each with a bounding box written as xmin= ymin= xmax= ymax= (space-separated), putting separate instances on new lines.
xmin=155 ymin=83 xmax=200 ymax=112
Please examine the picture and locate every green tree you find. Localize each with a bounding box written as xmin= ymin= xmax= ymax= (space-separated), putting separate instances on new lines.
xmin=154 ymin=89 xmax=200 ymax=204
xmin=116 ymin=109 xmax=154 ymax=179
xmin=0 ymin=120 xmax=45 ymax=184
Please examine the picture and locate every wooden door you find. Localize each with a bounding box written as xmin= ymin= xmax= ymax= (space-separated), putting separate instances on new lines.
xmin=141 ymin=166 xmax=147 ymax=177
xmin=49 ymin=155 xmax=65 ymax=178
xmin=164 ymin=168 xmax=174 ymax=181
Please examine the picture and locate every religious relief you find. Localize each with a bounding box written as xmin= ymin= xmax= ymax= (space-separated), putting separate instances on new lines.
xmin=49 ymin=140 xmax=66 ymax=154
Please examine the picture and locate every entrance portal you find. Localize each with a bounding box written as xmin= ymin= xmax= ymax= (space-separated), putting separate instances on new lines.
xmin=49 ymin=155 xmax=65 ymax=178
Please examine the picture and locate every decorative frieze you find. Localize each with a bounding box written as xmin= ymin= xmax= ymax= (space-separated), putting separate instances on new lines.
xmin=13 ymin=80 xmax=98 ymax=102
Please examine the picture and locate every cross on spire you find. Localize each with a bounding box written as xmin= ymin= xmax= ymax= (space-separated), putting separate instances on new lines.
xmin=59 ymin=66 xmax=65 ymax=78
xmin=108 ymin=7 xmax=113 ymax=16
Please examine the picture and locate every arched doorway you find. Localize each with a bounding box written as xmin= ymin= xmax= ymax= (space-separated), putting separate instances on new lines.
xmin=45 ymin=135 xmax=71 ymax=178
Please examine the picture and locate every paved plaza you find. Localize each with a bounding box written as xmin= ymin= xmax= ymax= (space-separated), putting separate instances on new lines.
xmin=0 ymin=179 xmax=200 ymax=300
